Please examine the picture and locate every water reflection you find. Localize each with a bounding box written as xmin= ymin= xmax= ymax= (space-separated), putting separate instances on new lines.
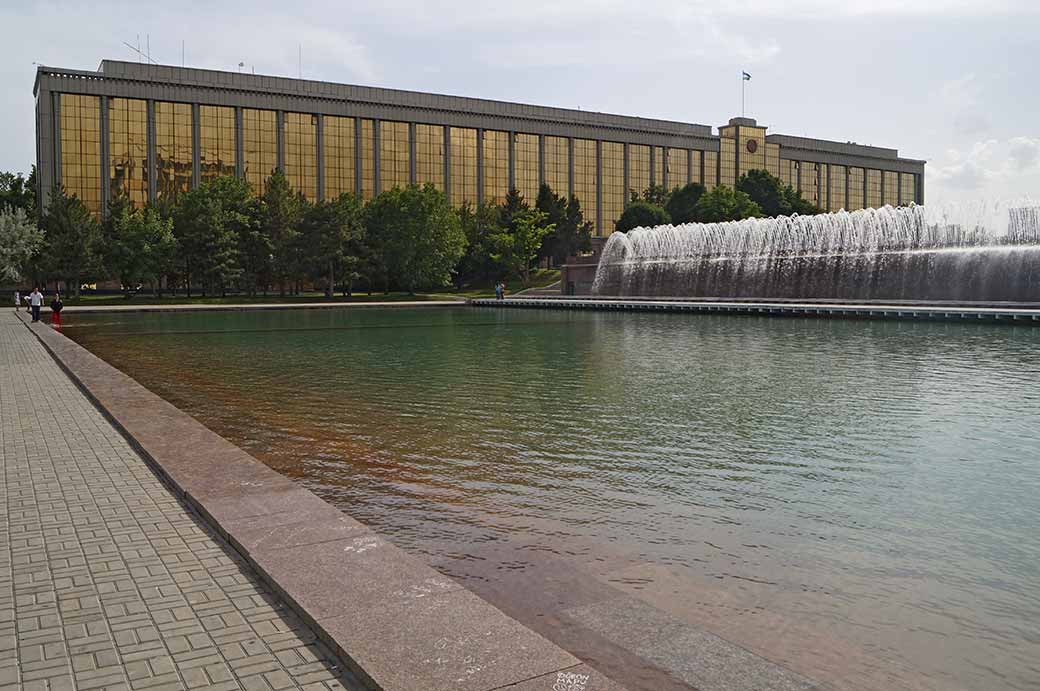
xmin=65 ymin=308 xmax=1040 ymax=690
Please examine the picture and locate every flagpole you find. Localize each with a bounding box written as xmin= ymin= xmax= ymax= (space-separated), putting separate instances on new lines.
xmin=741 ymin=72 xmax=745 ymax=117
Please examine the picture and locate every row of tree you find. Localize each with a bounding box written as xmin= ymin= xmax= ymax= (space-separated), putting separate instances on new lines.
xmin=0 ymin=165 xmax=823 ymax=295
xmin=614 ymin=170 xmax=823 ymax=232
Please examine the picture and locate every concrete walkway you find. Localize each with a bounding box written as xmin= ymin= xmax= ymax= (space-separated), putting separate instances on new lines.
xmin=0 ymin=309 xmax=362 ymax=690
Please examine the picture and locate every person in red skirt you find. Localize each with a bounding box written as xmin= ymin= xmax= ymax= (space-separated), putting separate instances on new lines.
xmin=49 ymin=293 xmax=63 ymax=327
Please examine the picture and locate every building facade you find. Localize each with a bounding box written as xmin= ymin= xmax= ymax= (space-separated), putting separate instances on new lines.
xmin=34 ymin=60 xmax=926 ymax=236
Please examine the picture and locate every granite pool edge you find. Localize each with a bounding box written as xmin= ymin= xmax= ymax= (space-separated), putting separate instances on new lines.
xmin=58 ymin=299 xmax=466 ymax=314
xmin=20 ymin=313 xmax=625 ymax=691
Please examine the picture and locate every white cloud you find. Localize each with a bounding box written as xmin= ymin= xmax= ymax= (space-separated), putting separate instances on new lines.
xmin=930 ymin=138 xmax=1040 ymax=200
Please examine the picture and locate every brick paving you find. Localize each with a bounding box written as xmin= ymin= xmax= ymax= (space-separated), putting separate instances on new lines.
xmin=0 ymin=310 xmax=363 ymax=691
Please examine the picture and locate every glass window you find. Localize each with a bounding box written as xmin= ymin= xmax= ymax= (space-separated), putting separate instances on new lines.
xmin=797 ymin=161 xmax=819 ymax=205
xmin=155 ymin=102 xmax=193 ymax=203
xmin=691 ymin=150 xmax=703 ymax=185
xmin=900 ymin=173 xmax=916 ymax=206
xmin=108 ymin=97 xmax=148 ymax=208
xmin=514 ymin=133 xmax=539 ymax=202
xmin=544 ymin=136 xmax=569 ymax=198
xmin=779 ymin=159 xmax=796 ymax=188
xmin=883 ymin=171 xmax=899 ymax=207
xmin=243 ymin=108 xmax=277 ymax=194
xmin=200 ymin=105 xmax=235 ymax=185
xmin=667 ymin=148 xmax=688 ymax=189
xmin=652 ymin=146 xmax=664 ymax=187
xmin=628 ymin=144 xmax=649 ymax=197
xmin=736 ymin=126 xmax=767 ymax=179
xmin=59 ymin=93 xmax=101 ymax=215
xmin=720 ymin=138 xmax=736 ymax=189
xmin=415 ymin=124 xmax=444 ymax=191
xmin=379 ymin=120 xmax=409 ymax=192
xmin=602 ymin=141 xmax=624 ymax=234
xmin=483 ymin=130 xmax=509 ymax=205
xmin=324 ymin=116 xmax=355 ymax=200
xmin=284 ymin=112 xmax=317 ymax=201
xmin=828 ymin=165 xmax=846 ymax=212
xmin=848 ymin=167 xmax=865 ymax=210
xmin=703 ymin=150 xmax=718 ymax=190
xmin=573 ymin=139 xmax=597 ymax=233
xmin=360 ymin=119 xmax=375 ymax=200
xmin=450 ymin=127 xmax=477 ymax=207
xmin=866 ymin=169 xmax=882 ymax=208
xmin=765 ymin=143 xmax=781 ymax=178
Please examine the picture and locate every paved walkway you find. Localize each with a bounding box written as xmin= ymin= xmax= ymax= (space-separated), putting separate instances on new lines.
xmin=1 ymin=310 xmax=362 ymax=690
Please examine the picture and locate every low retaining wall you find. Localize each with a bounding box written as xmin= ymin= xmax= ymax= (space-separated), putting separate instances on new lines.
xmin=22 ymin=314 xmax=624 ymax=691
xmin=471 ymin=297 xmax=1040 ymax=325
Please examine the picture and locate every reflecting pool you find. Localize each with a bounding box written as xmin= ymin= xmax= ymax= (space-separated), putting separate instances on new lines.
xmin=64 ymin=307 xmax=1040 ymax=690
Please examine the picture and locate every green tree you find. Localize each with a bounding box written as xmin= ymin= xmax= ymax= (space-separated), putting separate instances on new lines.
xmin=534 ymin=184 xmax=592 ymax=264
xmin=365 ymin=184 xmax=466 ymax=294
xmin=0 ymin=206 xmax=43 ymax=284
xmin=0 ymin=168 xmax=37 ymax=217
xmin=640 ymin=184 xmax=669 ymax=206
xmin=172 ymin=176 xmax=247 ymax=296
xmin=261 ymin=170 xmax=304 ymax=295
xmin=499 ymin=188 xmax=529 ymax=233
xmin=302 ymin=193 xmax=364 ymax=297
xmin=737 ymin=169 xmax=822 ymax=217
xmin=692 ymin=185 xmax=763 ymax=223
xmin=40 ymin=187 xmax=100 ymax=296
xmin=664 ymin=183 xmax=706 ymax=225
xmin=615 ymin=200 xmax=671 ymax=232
xmin=455 ymin=200 xmax=505 ymax=286
xmin=104 ymin=205 xmax=177 ymax=296
xmin=490 ymin=208 xmax=554 ymax=287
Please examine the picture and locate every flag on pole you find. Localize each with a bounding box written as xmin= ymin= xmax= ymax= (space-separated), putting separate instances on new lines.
xmin=742 ymin=71 xmax=752 ymax=81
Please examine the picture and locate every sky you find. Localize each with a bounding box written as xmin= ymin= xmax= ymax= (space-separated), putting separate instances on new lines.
xmin=1 ymin=0 xmax=1037 ymax=203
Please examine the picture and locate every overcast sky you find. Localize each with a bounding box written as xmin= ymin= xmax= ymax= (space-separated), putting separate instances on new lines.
xmin=2 ymin=0 xmax=1036 ymax=202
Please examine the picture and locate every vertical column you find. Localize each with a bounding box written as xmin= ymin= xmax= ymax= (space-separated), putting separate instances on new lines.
xmin=408 ymin=122 xmax=417 ymax=185
xmin=235 ymin=107 xmax=244 ymax=179
xmin=476 ymin=129 xmax=484 ymax=206
xmin=100 ymin=96 xmax=110 ymax=214
xmin=687 ymin=149 xmax=693 ymax=188
xmin=649 ymin=145 xmax=656 ymax=188
xmin=354 ymin=117 xmax=362 ymax=198
xmin=442 ymin=125 xmax=450 ymax=195
xmin=146 ymin=99 xmax=156 ymax=202
xmin=595 ymin=140 xmax=602 ymax=236
xmin=51 ymin=93 xmax=61 ymax=201
xmin=622 ymin=143 xmax=629 ymax=208
xmin=191 ymin=103 xmax=201 ymax=189
xmin=817 ymin=165 xmax=824 ymax=209
xmin=662 ymin=148 xmax=668 ymax=190
xmin=316 ymin=114 xmax=325 ymax=201
xmin=373 ymin=120 xmax=381 ymax=195
xmin=700 ymin=150 xmax=706 ymax=187
xmin=507 ymin=131 xmax=516 ymax=192
xmin=276 ymin=111 xmax=285 ymax=173
xmin=880 ymin=170 xmax=885 ymax=207
xmin=863 ymin=170 xmax=868 ymax=208
xmin=916 ymin=173 xmax=924 ymax=205
xmin=845 ymin=168 xmax=850 ymax=211
xmin=567 ymin=136 xmax=574 ymax=198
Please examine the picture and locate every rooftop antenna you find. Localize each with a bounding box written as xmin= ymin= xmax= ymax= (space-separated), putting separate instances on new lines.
xmin=298 ymin=43 xmax=302 ymax=79
xmin=238 ymin=62 xmax=244 ymax=73
xmin=146 ymin=33 xmax=150 ymax=64
xmin=123 ymin=40 xmax=158 ymax=65
xmin=182 ymin=40 xmax=185 ymax=67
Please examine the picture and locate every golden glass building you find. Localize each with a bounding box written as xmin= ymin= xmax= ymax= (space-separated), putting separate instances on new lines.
xmin=35 ymin=60 xmax=925 ymax=238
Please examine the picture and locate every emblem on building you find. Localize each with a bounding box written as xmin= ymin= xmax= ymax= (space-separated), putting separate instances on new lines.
xmin=746 ymin=139 xmax=759 ymax=153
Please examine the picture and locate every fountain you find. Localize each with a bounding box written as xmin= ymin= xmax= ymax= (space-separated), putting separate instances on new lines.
xmin=591 ymin=201 xmax=1040 ymax=303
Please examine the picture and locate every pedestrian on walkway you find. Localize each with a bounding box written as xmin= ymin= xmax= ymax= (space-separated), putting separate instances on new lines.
xmin=13 ymin=290 xmax=20 ymax=312
xmin=28 ymin=286 xmax=43 ymax=322
xmin=50 ymin=293 xmax=63 ymax=327
xmin=494 ymin=281 xmax=503 ymax=300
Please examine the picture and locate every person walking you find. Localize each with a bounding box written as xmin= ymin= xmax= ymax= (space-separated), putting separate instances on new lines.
xmin=14 ymin=290 xmax=20 ymax=312
xmin=28 ymin=287 xmax=43 ymax=322
xmin=494 ymin=281 xmax=503 ymax=300
xmin=50 ymin=293 xmax=63 ymax=327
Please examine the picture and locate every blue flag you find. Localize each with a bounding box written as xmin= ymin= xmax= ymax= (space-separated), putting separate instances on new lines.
xmin=742 ymin=71 xmax=752 ymax=81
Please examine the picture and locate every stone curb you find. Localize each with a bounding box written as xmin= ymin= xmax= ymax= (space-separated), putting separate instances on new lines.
xmin=18 ymin=312 xmax=627 ymax=691
xmin=56 ymin=299 xmax=466 ymax=314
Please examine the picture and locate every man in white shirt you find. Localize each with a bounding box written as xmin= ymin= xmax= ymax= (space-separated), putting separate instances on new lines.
xmin=29 ymin=287 xmax=43 ymax=322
